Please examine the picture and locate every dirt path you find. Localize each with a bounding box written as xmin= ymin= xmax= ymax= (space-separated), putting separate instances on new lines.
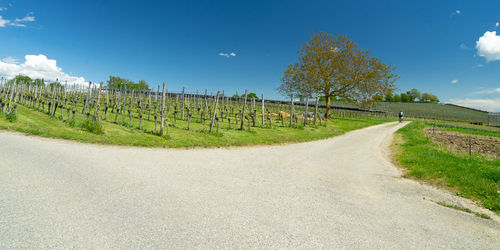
xmin=0 ymin=122 xmax=499 ymax=249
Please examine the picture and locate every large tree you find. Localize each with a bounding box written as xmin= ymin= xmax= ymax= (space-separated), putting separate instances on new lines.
xmin=279 ymin=32 xmax=398 ymax=117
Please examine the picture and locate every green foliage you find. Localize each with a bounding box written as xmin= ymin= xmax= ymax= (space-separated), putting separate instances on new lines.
xmin=81 ymin=119 xmax=104 ymax=134
xmin=386 ymin=91 xmax=438 ymax=103
xmin=395 ymin=122 xmax=500 ymax=214
xmin=107 ymin=76 xmax=149 ymax=91
xmin=14 ymin=75 xmax=32 ymax=84
xmin=246 ymin=92 xmax=258 ymax=99
xmin=421 ymin=92 xmax=439 ymax=103
xmin=400 ymin=93 xmax=410 ymax=102
xmin=408 ymin=89 xmax=421 ymax=102
xmin=279 ymin=32 xmax=398 ymax=116
xmin=3 ymin=113 xmax=17 ymax=122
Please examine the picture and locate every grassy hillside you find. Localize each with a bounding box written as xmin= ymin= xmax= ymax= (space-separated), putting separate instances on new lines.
xmin=0 ymin=105 xmax=394 ymax=148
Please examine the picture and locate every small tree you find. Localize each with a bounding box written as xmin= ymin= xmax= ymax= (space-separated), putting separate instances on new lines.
xmin=245 ymin=92 xmax=258 ymax=99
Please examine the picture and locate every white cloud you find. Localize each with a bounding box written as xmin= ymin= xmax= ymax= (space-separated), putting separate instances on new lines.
xmin=219 ymin=52 xmax=236 ymax=58
xmin=0 ymin=15 xmax=10 ymax=27
xmin=451 ymin=79 xmax=458 ymax=84
xmin=0 ymin=54 xmax=87 ymax=85
xmin=450 ymin=10 xmax=461 ymax=17
xmin=447 ymin=98 xmax=500 ymax=112
xmin=2 ymin=56 xmax=19 ymax=64
xmin=476 ymin=31 xmax=500 ymax=62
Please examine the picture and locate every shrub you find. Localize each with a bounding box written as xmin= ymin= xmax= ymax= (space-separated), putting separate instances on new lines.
xmin=81 ymin=119 xmax=104 ymax=134
xmin=6 ymin=113 xmax=17 ymax=122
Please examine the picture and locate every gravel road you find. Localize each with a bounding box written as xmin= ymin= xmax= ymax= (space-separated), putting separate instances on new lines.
xmin=1 ymin=122 xmax=499 ymax=249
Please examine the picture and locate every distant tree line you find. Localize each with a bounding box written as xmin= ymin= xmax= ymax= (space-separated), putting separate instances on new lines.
xmin=106 ymin=76 xmax=149 ymax=91
xmin=380 ymin=88 xmax=439 ymax=103
xmin=3 ymin=75 xmax=151 ymax=92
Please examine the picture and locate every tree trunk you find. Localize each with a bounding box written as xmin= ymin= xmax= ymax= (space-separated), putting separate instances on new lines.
xmin=325 ymin=94 xmax=331 ymax=118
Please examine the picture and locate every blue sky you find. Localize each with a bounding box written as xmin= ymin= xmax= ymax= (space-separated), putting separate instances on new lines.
xmin=0 ymin=0 xmax=499 ymax=111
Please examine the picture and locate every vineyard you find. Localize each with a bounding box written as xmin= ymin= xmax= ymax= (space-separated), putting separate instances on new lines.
xmin=0 ymin=80 xmax=395 ymax=147
xmin=318 ymin=101 xmax=494 ymax=124
xmin=0 ymin=78 xmax=497 ymax=147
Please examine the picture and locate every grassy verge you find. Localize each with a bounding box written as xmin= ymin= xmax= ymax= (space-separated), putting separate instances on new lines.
xmin=393 ymin=121 xmax=500 ymax=214
xmin=0 ymin=105 xmax=394 ymax=148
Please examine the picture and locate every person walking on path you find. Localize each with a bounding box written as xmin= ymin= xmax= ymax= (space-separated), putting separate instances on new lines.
xmin=398 ymin=110 xmax=404 ymax=123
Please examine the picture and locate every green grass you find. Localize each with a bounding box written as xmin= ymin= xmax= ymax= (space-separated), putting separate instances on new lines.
xmin=429 ymin=199 xmax=491 ymax=219
xmin=0 ymin=104 xmax=394 ymax=148
xmin=394 ymin=121 xmax=500 ymax=214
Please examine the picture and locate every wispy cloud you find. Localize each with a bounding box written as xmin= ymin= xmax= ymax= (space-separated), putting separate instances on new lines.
xmin=0 ymin=7 xmax=35 ymax=28
xmin=451 ymin=79 xmax=459 ymax=84
xmin=459 ymin=43 xmax=471 ymax=50
xmin=15 ymin=13 xmax=34 ymax=23
xmin=447 ymin=97 xmax=500 ymax=112
xmin=473 ymin=87 xmax=500 ymax=95
xmin=2 ymin=56 xmax=19 ymax=64
xmin=219 ymin=52 xmax=237 ymax=58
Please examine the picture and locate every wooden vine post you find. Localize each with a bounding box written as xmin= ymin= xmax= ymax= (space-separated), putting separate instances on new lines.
xmin=289 ymin=94 xmax=294 ymax=127
xmin=160 ymin=81 xmax=166 ymax=136
xmin=181 ymin=86 xmax=185 ymax=120
xmin=209 ymin=91 xmax=220 ymax=133
xmin=240 ymin=89 xmax=248 ymax=130
xmin=122 ymin=87 xmax=127 ymax=124
xmin=304 ymin=97 xmax=309 ymax=126
xmin=261 ymin=93 xmax=265 ymax=128
xmin=314 ymin=93 xmax=319 ymax=125
xmin=82 ymin=81 xmax=91 ymax=122
xmin=93 ymin=82 xmax=103 ymax=121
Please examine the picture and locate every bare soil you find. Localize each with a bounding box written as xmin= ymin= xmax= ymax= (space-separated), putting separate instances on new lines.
xmin=425 ymin=127 xmax=500 ymax=158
